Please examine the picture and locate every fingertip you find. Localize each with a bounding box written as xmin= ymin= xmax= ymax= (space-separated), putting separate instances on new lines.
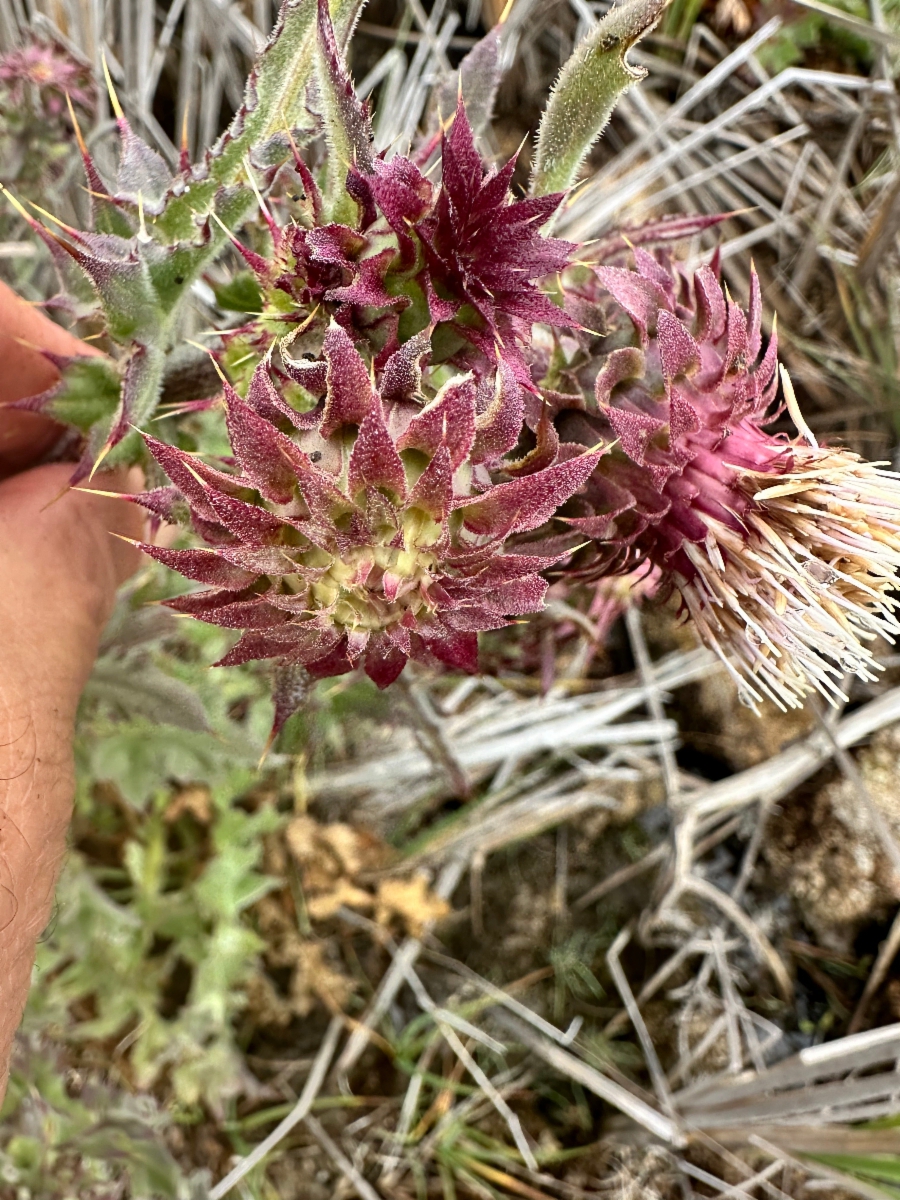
xmin=0 ymin=281 xmax=100 ymax=370
xmin=0 ymin=282 xmax=104 ymax=475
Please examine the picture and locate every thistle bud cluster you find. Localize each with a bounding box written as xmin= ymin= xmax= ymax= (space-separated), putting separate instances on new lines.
xmin=0 ymin=36 xmax=95 ymax=119
xmin=220 ymin=97 xmax=573 ymax=396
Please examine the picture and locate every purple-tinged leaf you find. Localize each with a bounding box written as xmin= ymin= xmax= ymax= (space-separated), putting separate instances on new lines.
xmin=137 ymin=543 xmax=260 ymax=588
xmin=295 ymin=463 xmax=357 ymax=525
xmin=594 ymin=347 xmax=644 ymax=406
xmin=633 ymin=247 xmax=676 ymax=297
xmin=380 ymin=330 xmax=432 ymax=403
xmin=364 ymin=635 xmax=408 ymax=688
xmin=229 ymin=235 xmax=273 ymax=281
xmin=596 ymin=266 xmax=668 ymax=338
xmin=504 ymin=408 xmax=559 ymax=477
xmin=167 ymin=594 xmax=292 ymax=630
xmin=407 ymin=444 xmax=453 ymax=519
xmin=591 ymin=213 xmax=732 ymax=263
xmin=205 ymin=488 xmax=287 ymax=544
xmin=369 ymin=156 xmax=433 ymax=267
xmin=106 ymin=341 xmax=166 ymax=452
xmin=465 ymin=550 xmax=570 ymax=581
xmin=305 ymin=223 xmax=367 ymax=266
xmin=289 ymin=142 xmax=323 ymax=224
xmin=483 ymin=574 xmax=549 ymax=614
xmin=305 ymin=638 xmax=354 ymax=679
xmin=442 ymin=100 xmax=487 ymax=213
xmin=325 ymin=248 xmax=399 ymax=309
xmin=316 ymin=0 xmax=374 ymax=223
xmin=218 ymin=544 xmax=302 ymax=575
xmin=346 ymin=165 xmax=378 ymax=227
xmin=265 ymin=587 xmax=326 ymax=613
xmin=163 ymin=585 xmax=255 ymax=614
xmin=130 ymin=486 xmax=190 ymax=527
xmin=414 ymin=99 xmax=574 ymax=367
xmin=216 ymin=624 xmax=341 ymax=668
xmin=419 ymin=627 xmax=479 ymax=674
xmin=50 ymin=229 xmax=161 ymax=344
xmin=472 ymin=361 xmax=525 ymax=464
xmin=657 ymin=310 xmax=699 ymax=380
xmin=668 ymin=390 xmax=701 ymax=447
xmin=144 ymin=434 xmax=247 ymax=521
xmin=754 ymin=324 xmax=779 ymax=404
xmin=245 ymin=358 xmax=301 ymax=425
xmin=606 ymin=407 xmax=666 ymax=466
xmin=747 ymin=267 xmax=762 ymax=361
xmin=280 ymin=351 xmax=328 ymax=400
xmin=694 ymin=265 xmax=726 ymax=343
xmin=271 ymin=661 xmax=311 ymax=736
xmin=114 ymin=117 xmax=172 ymax=213
xmin=67 ymin=111 xmax=134 ymax=238
xmin=723 ymin=297 xmax=749 ymax=378
xmin=442 ymin=605 xmax=509 ymax=632
xmin=345 ymin=628 xmax=370 ymax=663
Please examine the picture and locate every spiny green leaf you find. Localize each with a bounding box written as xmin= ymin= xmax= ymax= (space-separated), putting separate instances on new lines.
xmin=214 ymin=270 xmax=264 ymax=314
xmin=315 ymin=0 xmax=374 ymax=222
xmin=155 ymin=0 xmax=364 ymax=241
xmin=84 ymin=251 xmax=161 ymax=343
xmin=38 ymin=356 xmax=122 ymax=431
xmin=120 ymin=341 xmax=168 ymax=432
xmin=530 ymin=0 xmax=670 ymax=198
xmin=84 ymin=659 xmax=211 ymax=732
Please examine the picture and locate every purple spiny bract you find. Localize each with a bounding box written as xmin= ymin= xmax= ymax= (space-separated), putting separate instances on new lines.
xmin=398 ymin=101 xmax=575 ymax=387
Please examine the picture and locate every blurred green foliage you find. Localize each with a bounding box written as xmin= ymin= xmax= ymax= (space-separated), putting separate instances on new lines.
xmin=0 ymin=564 xmax=279 ymax=1195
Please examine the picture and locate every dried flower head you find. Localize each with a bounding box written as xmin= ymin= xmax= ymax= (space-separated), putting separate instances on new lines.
xmin=689 ymin=443 xmax=900 ymax=708
xmin=556 ymin=252 xmax=900 ymax=709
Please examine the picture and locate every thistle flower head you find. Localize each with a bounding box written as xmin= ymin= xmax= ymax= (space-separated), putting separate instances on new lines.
xmin=136 ymin=325 xmax=600 ymax=723
xmin=558 ymin=252 xmax=900 ymax=709
xmin=0 ymin=37 xmax=95 ymax=117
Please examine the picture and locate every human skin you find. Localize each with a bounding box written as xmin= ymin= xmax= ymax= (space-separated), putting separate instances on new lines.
xmin=0 ymin=280 xmax=142 ymax=1099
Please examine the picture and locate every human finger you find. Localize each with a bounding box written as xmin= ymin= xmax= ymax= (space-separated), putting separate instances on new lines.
xmin=0 ymin=280 xmax=102 ymax=478
xmin=0 ymin=462 xmax=144 ymax=1099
